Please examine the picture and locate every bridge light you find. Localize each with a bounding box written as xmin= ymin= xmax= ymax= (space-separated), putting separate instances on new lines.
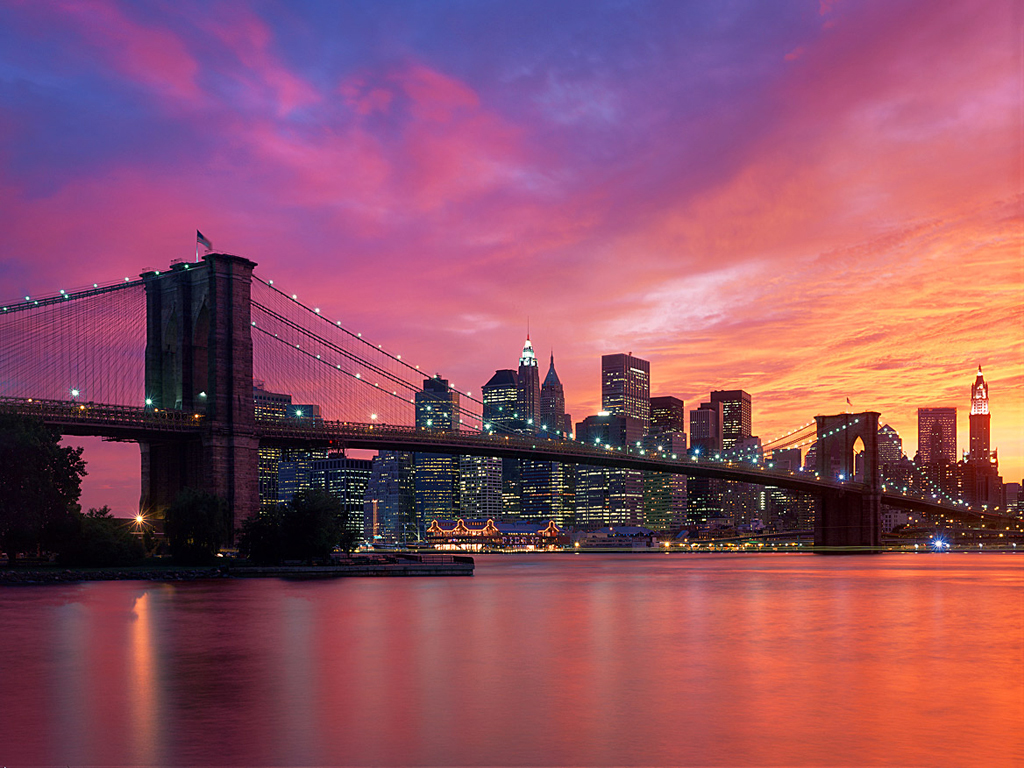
xmin=371 ymin=414 xmax=378 ymax=420
xmin=70 ymin=388 xmax=79 ymax=398
xmin=292 ymin=294 xmax=297 ymax=300
xmin=269 ymin=280 xmax=273 ymax=285
xmin=199 ymin=391 xmax=206 ymax=398
xmin=314 ymin=308 xmax=320 ymax=313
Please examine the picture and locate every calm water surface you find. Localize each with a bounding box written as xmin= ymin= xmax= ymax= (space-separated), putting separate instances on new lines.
xmin=0 ymin=553 xmax=1021 ymax=767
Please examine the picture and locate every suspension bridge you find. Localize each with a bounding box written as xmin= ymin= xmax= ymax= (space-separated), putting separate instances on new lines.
xmin=1 ymin=253 xmax=1016 ymax=549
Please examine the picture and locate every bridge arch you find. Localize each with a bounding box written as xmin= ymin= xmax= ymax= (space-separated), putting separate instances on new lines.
xmin=814 ymin=412 xmax=881 ymax=550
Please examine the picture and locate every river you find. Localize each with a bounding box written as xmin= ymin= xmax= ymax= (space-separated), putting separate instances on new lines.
xmin=0 ymin=553 xmax=1020 ymax=766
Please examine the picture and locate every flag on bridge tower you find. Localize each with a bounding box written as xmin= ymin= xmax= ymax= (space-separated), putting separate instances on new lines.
xmin=196 ymin=230 xmax=212 ymax=262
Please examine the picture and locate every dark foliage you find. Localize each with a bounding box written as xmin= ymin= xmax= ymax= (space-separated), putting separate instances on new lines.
xmin=239 ymin=489 xmax=356 ymax=565
xmin=0 ymin=414 xmax=87 ymax=562
xmin=163 ymin=488 xmax=228 ymax=565
xmin=58 ymin=506 xmax=146 ymax=567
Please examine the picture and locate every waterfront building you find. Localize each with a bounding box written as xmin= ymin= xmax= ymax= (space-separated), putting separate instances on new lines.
xmin=426 ymin=518 xmax=567 ymax=551
xmin=641 ymin=429 xmax=687 ymax=531
xmin=710 ymin=390 xmax=752 ymax=450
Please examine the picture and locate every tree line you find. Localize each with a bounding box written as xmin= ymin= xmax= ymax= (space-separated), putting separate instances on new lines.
xmin=0 ymin=414 xmax=359 ymax=567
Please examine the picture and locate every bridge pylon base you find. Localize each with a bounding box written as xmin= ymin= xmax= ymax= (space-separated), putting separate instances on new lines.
xmin=814 ymin=489 xmax=882 ymax=552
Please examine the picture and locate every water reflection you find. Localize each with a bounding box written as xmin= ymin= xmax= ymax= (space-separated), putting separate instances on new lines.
xmin=0 ymin=554 xmax=1020 ymax=766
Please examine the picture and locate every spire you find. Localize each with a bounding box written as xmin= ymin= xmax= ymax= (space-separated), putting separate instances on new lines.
xmin=519 ymin=336 xmax=536 ymax=367
xmin=543 ymin=351 xmax=561 ymax=387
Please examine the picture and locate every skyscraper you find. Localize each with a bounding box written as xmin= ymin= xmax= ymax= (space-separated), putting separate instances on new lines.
xmin=482 ymin=369 xmax=520 ymax=432
xmin=689 ymin=400 xmax=723 ymax=455
xmin=710 ymin=390 xmax=751 ymax=449
xmin=917 ymin=407 xmax=956 ymax=465
xmin=602 ymin=353 xmax=651 ymax=433
xmin=650 ymin=396 xmax=685 ymax=434
xmin=969 ymin=366 xmax=990 ymax=461
xmin=518 ymin=337 xmax=541 ymax=430
xmin=414 ymin=377 xmax=460 ymax=525
xmin=540 ymin=353 xmax=569 ymax=435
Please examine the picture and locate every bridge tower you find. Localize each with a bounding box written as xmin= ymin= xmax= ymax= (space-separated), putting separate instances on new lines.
xmin=140 ymin=254 xmax=259 ymax=533
xmin=814 ymin=411 xmax=882 ymax=550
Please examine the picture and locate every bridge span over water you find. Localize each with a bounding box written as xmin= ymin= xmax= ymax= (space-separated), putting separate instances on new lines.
xmin=1 ymin=253 xmax=1012 ymax=550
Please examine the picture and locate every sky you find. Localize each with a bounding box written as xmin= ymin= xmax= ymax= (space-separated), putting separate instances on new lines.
xmin=0 ymin=0 xmax=1021 ymax=513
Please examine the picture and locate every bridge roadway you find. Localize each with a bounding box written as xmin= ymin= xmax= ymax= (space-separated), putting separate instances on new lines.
xmin=1 ymin=397 xmax=1013 ymax=524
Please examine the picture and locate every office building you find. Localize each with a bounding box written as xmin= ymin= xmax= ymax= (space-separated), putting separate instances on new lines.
xmin=917 ymin=407 xmax=956 ymax=466
xmin=310 ymin=456 xmax=373 ymax=543
xmin=689 ymin=401 xmax=723 ymax=456
xmin=459 ymin=455 xmax=503 ymax=518
xmin=602 ymin=353 xmax=651 ymax=432
xmin=710 ymin=390 xmax=752 ymax=450
xmin=364 ymin=451 xmax=415 ymax=544
xmin=414 ymin=377 xmax=460 ymax=526
xmin=650 ymin=396 xmax=685 ymax=435
xmin=518 ymin=337 xmax=541 ymax=430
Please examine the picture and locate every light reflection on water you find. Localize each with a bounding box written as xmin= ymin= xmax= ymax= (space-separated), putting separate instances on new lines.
xmin=0 ymin=553 xmax=1020 ymax=766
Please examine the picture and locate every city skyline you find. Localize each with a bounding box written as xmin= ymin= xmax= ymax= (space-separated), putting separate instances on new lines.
xmin=0 ymin=1 xmax=1019 ymax=512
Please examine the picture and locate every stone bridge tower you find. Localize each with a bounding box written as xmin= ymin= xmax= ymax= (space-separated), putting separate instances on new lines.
xmin=140 ymin=253 xmax=259 ymax=533
xmin=814 ymin=411 xmax=882 ymax=550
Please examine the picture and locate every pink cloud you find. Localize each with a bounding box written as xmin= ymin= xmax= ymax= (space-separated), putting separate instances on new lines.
xmin=53 ymin=0 xmax=202 ymax=103
xmin=195 ymin=6 xmax=320 ymax=114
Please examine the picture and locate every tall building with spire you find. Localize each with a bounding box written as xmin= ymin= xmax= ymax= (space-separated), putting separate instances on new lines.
xmin=540 ymin=352 xmax=570 ymax=436
xmin=969 ymin=366 xmax=990 ymax=461
xmin=518 ymin=337 xmax=541 ymax=431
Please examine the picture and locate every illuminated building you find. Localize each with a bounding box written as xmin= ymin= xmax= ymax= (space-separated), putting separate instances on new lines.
xmin=969 ymin=366 xmax=990 ymax=461
xmin=650 ymin=396 xmax=685 ymax=434
xmin=961 ymin=367 xmax=1002 ymax=508
xmin=482 ymin=368 xmax=525 ymax=515
xmin=459 ymin=455 xmax=503 ymax=517
xmin=710 ymin=390 xmax=751 ymax=450
xmin=254 ymin=384 xmax=326 ymax=506
xmin=917 ymin=407 xmax=956 ymax=466
xmin=521 ymin=459 xmax=575 ymax=526
xmin=689 ymin=401 xmax=723 ymax=455
xmin=877 ymin=424 xmax=903 ymax=465
xmin=309 ymin=456 xmax=372 ymax=543
xmin=641 ymin=428 xmax=687 ymax=531
xmin=364 ymin=451 xmax=415 ymax=544
xmin=601 ymin=353 xmax=650 ymax=432
xmin=426 ymin=518 xmax=567 ymax=551
xmin=518 ymin=337 xmax=541 ymax=430
xmin=575 ymin=412 xmax=645 ymax=526
xmin=482 ymin=369 xmax=520 ymax=432
xmin=414 ymin=377 xmax=460 ymax=526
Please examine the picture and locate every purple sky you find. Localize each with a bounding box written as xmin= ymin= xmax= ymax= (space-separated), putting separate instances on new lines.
xmin=0 ymin=0 xmax=1020 ymax=513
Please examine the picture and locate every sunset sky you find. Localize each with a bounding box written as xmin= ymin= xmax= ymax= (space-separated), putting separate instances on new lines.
xmin=0 ymin=0 xmax=1020 ymax=513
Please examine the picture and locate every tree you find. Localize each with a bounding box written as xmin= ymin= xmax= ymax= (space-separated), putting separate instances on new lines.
xmin=0 ymin=414 xmax=87 ymax=562
xmin=238 ymin=505 xmax=286 ymax=566
xmin=163 ymin=488 xmax=228 ymax=565
xmin=239 ymin=490 xmax=355 ymax=565
xmin=284 ymin=488 xmax=349 ymax=564
xmin=59 ymin=506 xmax=145 ymax=567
